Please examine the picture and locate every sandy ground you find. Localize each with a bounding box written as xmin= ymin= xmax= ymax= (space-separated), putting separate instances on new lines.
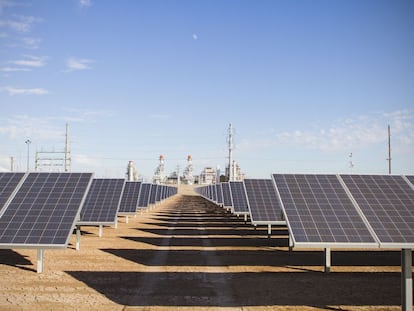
xmin=0 ymin=185 xmax=409 ymax=310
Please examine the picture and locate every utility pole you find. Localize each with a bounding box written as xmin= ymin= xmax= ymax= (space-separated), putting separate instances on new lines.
xmin=387 ymin=125 xmax=391 ymax=175
xmin=228 ymin=123 xmax=234 ymax=181
xmin=25 ymin=139 xmax=31 ymax=171
xmin=10 ymin=156 xmax=14 ymax=172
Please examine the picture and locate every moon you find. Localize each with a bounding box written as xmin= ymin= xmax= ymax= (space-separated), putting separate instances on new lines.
xmin=192 ymin=33 xmax=198 ymax=40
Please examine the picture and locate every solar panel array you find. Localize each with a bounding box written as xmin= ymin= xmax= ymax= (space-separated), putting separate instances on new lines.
xmin=244 ymin=179 xmax=285 ymax=225
xmin=229 ymin=181 xmax=249 ymax=214
xmin=340 ymin=174 xmax=414 ymax=248
xmin=137 ymin=183 xmax=152 ymax=208
xmin=79 ymin=178 xmax=125 ymax=224
xmin=215 ymin=183 xmax=223 ymax=205
xmin=118 ymin=181 xmax=141 ymax=214
xmin=149 ymin=184 xmax=158 ymax=205
xmin=0 ymin=172 xmax=93 ymax=248
xmin=272 ymin=174 xmax=377 ymax=248
xmin=221 ymin=182 xmax=233 ymax=208
xmin=0 ymin=172 xmax=26 ymax=212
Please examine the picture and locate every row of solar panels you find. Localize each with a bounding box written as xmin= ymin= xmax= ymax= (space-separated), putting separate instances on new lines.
xmin=196 ymin=174 xmax=414 ymax=249
xmin=0 ymin=172 xmax=177 ymax=249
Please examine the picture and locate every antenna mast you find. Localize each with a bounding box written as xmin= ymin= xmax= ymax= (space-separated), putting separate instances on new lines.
xmin=387 ymin=124 xmax=391 ymax=174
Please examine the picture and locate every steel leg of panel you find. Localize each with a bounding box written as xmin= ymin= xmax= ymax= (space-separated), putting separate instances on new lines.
xmin=401 ymin=249 xmax=413 ymax=311
xmin=324 ymin=248 xmax=331 ymax=273
xmin=37 ymin=248 xmax=44 ymax=273
xmin=76 ymin=225 xmax=81 ymax=251
xmin=99 ymin=225 xmax=103 ymax=238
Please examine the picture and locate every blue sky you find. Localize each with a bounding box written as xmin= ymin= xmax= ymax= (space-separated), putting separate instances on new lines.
xmin=1 ymin=0 xmax=413 ymax=180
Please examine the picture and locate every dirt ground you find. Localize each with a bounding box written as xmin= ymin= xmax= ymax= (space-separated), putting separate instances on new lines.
xmin=0 ymin=185 xmax=409 ymax=310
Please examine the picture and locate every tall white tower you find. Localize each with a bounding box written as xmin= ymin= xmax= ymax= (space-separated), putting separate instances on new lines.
xmin=126 ymin=160 xmax=138 ymax=181
xmin=153 ymin=155 xmax=166 ymax=184
xmin=183 ymin=155 xmax=194 ymax=184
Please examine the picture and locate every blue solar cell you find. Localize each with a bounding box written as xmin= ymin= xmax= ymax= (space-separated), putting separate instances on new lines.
xmin=229 ymin=181 xmax=249 ymax=214
xmin=244 ymin=179 xmax=284 ymax=225
xmin=0 ymin=173 xmax=26 ymax=211
xmin=138 ymin=183 xmax=152 ymax=208
xmin=340 ymin=174 xmax=414 ymax=248
xmin=80 ymin=178 xmax=125 ymax=223
xmin=221 ymin=182 xmax=233 ymax=208
xmin=0 ymin=172 xmax=93 ymax=247
xmin=118 ymin=181 xmax=141 ymax=214
xmin=273 ymin=174 xmax=377 ymax=247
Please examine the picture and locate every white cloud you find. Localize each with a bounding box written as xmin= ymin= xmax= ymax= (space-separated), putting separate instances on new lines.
xmin=79 ymin=0 xmax=92 ymax=8
xmin=272 ymin=110 xmax=414 ymax=153
xmin=0 ymin=15 xmax=42 ymax=32
xmin=62 ymin=108 xmax=114 ymax=123
xmin=0 ymin=67 xmax=31 ymax=72
xmin=21 ymin=37 xmax=41 ymax=49
xmin=237 ymin=110 xmax=414 ymax=157
xmin=1 ymin=86 xmax=49 ymax=95
xmin=2 ymin=55 xmax=47 ymax=72
xmin=10 ymin=55 xmax=46 ymax=67
xmin=0 ymin=115 xmax=64 ymax=141
xmin=65 ymin=57 xmax=93 ymax=72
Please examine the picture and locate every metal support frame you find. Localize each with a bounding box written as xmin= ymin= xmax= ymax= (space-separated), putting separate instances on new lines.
xmin=401 ymin=249 xmax=413 ymax=311
xmin=324 ymin=248 xmax=331 ymax=273
xmin=37 ymin=248 xmax=44 ymax=273
xmin=289 ymin=235 xmax=293 ymax=252
xmin=125 ymin=215 xmax=129 ymax=224
xmin=244 ymin=214 xmax=247 ymax=223
xmin=98 ymin=225 xmax=103 ymax=238
xmin=76 ymin=225 xmax=81 ymax=251
xmin=267 ymin=224 xmax=272 ymax=238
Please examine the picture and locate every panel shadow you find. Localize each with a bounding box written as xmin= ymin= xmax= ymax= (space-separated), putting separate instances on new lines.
xmin=102 ymin=248 xmax=403 ymax=267
xmin=66 ymin=270 xmax=401 ymax=308
xmin=122 ymin=236 xmax=289 ymax=247
xmin=0 ymin=249 xmax=35 ymax=272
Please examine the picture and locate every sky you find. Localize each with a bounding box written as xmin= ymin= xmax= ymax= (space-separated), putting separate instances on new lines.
xmin=0 ymin=0 xmax=413 ymax=180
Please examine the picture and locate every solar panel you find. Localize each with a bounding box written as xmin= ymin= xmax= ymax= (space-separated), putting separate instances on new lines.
xmin=149 ymin=184 xmax=158 ymax=205
xmin=210 ymin=184 xmax=217 ymax=203
xmin=405 ymin=175 xmax=414 ymax=188
xmin=0 ymin=172 xmax=93 ymax=248
xmin=340 ymin=174 xmax=414 ymax=248
xmin=215 ymin=184 xmax=223 ymax=205
xmin=272 ymin=174 xmax=377 ymax=248
xmin=155 ymin=184 xmax=163 ymax=202
xmin=229 ymin=181 xmax=249 ymax=214
xmin=221 ymin=182 xmax=233 ymax=208
xmin=243 ymin=179 xmax=284 ymax=225
xmin=78 ymin=178 xmax=125 ymax=225
xmin=137 ymin=183 xmax=152 ymax=209
xmin=118 ymin=181 xmax=141 ymax=215
xmin=0 ymin=172 xmax=26 ymax=213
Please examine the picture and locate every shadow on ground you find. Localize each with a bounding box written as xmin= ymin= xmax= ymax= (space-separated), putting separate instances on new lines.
xmin=101 ymin=248 xmax=404 ymax=267
xmin=66 ymin=270 xmax=401 ymax=308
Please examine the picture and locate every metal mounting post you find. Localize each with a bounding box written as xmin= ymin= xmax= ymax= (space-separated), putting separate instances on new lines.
xmin=324 ymin=248 xmax=331 ymax=273
xmin=401 ymin=249 xmax=412 ymax=311
xmin=37 ymin=249 xmax=44 ymax=273
xmin=76 ymin=225 xmax=81 ymax=251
